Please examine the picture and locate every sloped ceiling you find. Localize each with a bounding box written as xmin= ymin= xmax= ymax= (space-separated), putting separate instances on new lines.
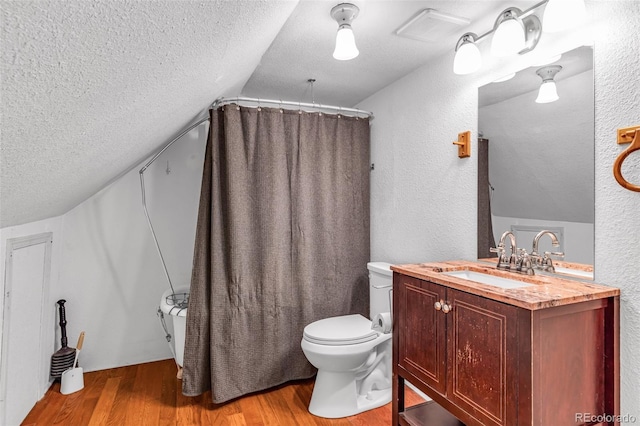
xmin=0 ymin=0 xmax=299 ymax=227
xmin=1 ymin=0 xmax=541 ymax=228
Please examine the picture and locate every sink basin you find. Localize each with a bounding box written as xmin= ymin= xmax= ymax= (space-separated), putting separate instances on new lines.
xmin=554 ymin=267 xmax=593 ymax=279
xmin=443 ymin=270 xmax=532 ymax=289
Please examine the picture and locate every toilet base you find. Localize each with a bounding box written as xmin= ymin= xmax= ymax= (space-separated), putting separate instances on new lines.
xmin=308 ymin=370 xmax=391 ymax=418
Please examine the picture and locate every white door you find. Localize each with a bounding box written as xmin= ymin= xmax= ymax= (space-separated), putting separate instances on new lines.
xmin=1 ymin=233 xmax=52 ymax=426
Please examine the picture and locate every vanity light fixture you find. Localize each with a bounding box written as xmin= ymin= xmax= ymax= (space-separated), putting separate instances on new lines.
xmin=543 ymin=0 xmax=587 ymax=33
xmin=453 ymin=33 xmax=482 ymax=75
xmin=535 ymin=65 xmax=562 ymax=103
xmin=452 ymin=2 xmax=552 ymax=75
xmin=331 ymin=3 xmax=360 ymax=61
xmin=491 ymin=8 xmax=527 ymax=56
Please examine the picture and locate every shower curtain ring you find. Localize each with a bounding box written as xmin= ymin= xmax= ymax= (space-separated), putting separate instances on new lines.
xmin=257 ymin=97 xmax=261 ymax=112
xmin=279 ymin=99 xmax=283 ymax=113
xmin=298 ymin=101 xmax=302 ymax=115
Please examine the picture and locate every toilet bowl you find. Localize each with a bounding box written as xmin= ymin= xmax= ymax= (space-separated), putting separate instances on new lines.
xmin=301 ymin=262 xmax=393 ymax=418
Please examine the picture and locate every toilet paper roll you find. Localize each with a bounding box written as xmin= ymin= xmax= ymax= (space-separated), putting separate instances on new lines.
xmin=371 ymin=312 xmax=392 ymax=334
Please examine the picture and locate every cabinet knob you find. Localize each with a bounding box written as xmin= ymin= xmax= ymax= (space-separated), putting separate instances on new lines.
xmin=442 ymin=303 xmax=451 ymax=314
xmin=434 ymin=301 xmax=442 ymax=311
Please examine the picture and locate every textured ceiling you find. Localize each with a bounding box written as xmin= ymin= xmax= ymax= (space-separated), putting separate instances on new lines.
xmin=1 ymin=0 xmax=539 ymax=228
xmin=0 ymin=0 xmax=298 ymax=227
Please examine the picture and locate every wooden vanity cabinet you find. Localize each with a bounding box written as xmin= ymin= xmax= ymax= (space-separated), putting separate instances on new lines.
xmin=393 ymin=273 xmax=620 ymax=426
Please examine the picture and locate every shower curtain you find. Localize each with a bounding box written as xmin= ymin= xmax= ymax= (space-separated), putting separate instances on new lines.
xmin=182 ymin=105 xmax=371 ymax=403
xmin=478 ymin=137 xmax=497 ymax=258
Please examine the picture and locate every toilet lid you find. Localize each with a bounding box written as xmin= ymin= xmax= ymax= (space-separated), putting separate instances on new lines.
xmin=303 ymin=314 xmax=379 ymax=346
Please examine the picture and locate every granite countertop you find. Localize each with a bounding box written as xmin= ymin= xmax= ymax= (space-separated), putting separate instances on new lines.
xmin=390 ymin=260 xmax=619 ymax=310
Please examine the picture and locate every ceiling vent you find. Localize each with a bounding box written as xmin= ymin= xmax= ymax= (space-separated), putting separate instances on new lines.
xmin=395 ymin=9 xmax=471 ymax=43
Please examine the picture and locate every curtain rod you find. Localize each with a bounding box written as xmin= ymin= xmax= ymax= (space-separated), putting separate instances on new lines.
xmin=212 ymin=96 xmax=374 ymax=119
xmin=138 ymin=94 xmax=372 ymax=294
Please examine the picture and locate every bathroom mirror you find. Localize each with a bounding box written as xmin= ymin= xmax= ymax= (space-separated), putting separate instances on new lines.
xmin=478 ymin=45 xmax=594 ymax=270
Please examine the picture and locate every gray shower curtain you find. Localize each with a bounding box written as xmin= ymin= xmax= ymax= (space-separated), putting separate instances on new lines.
xmin=182 ymin=105 xmax=371 ymax=403
xmin=478 ymin=137 xmax=497 ymax=258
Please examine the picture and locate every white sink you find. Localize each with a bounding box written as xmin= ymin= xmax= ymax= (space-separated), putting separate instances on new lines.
xmin=443 ymin=270 xmax=532 ymax=289
xmin=554 ymin=267 xmax=593 ymax=279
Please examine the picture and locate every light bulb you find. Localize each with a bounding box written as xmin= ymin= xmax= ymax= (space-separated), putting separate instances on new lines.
xmin=543 ymin=0 xmax=587 ymax=33
xmin=333 ymin=25 xmax=359 ymax=60
xmin=453 ymin=40 xmax=482 ymax=75
xmin=491 ymin=17 xmax=525 ymax=57
xmin=536 ymin=81 xmax=559 ymax=103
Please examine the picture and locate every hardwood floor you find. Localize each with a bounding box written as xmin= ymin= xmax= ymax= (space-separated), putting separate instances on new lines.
xmin=22 ymin=359 xmax=425 ymax=425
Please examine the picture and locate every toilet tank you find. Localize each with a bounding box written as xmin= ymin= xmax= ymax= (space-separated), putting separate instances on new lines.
xmin=367 ymin=262 xmax=393 ymax=320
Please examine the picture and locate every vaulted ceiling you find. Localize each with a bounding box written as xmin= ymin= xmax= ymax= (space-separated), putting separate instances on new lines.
xmin=1 ymin=0 xmax=534 ymax=227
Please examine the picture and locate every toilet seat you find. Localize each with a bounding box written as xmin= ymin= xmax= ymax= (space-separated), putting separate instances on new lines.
xmin=303 ymin=314 xmax=379 ymax=346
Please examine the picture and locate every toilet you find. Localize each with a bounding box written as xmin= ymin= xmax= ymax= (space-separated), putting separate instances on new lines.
xmin=301 ymin=262 xmax=393 ymax=418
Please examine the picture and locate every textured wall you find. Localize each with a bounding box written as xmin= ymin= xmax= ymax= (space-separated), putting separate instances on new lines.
xmin=591 ymin=0 xmax=640 ymax=418
xmin=358 ymin=50 xmax=478 ymax=264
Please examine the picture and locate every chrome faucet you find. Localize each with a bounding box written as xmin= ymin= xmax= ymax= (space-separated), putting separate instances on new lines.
xmin=490 ymin=231 xmax=537 ymax=275
xmin=490 ymin=231 xmax=518 ymax=271
xmin=531 ymin=230 xmax=565 ymax=273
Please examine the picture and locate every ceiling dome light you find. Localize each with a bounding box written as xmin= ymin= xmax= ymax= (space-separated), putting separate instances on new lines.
xmin=543 ymin=0 xmax=587 ymax=33
xmin=333 ymin=25 xmax=359 ymax=60
xmin=536 ymin=81 xmax=559 ymax=103
xmin=535 ymin=65 xmax=562 ymax=103
xmin=453 ymin=33 xmax=481 ymax=75
xmin=331 ymin=3 xmax=360 ymax=61
xmin=491 ymin=8 xmax=526 ymax=57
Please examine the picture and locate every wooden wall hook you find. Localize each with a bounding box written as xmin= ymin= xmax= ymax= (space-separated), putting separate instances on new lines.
xmin=453 ymin=131 xmax=471 ymax=158
xmin=613 ymin=128 xmax=640 ymax=192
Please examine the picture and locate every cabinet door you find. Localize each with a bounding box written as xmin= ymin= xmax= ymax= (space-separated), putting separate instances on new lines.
xmin=395 ymin=275 xmax=447 ymax=395
xmin=445 ymin=288 xmax=519 ymax=426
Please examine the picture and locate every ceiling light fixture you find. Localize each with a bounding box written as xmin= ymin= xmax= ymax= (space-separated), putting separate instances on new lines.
xmin=331 ymin=3 xmax=360 ymax=61
xmin=535 ymin=65 xmax=562 ymax=103
xmin=453 ymin=33 xmax=482 ymax=75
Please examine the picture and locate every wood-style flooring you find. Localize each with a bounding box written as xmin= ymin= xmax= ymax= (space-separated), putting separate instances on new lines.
xmin=22 ymin=359 xmax=425 ymax=425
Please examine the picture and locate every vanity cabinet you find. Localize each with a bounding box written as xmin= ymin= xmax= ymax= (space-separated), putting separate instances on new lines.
xmin=392 ymin=271 xmax=620 ymax=426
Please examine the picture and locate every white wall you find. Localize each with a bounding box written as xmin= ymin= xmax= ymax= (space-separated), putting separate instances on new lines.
xmin=362 ymin=0 xmax=639 ymax=419
xmin=358 ymin=47 xmax=478 ymax=265
xmin=591 ymin=0 xmax=640 ymax=418
xmin=57 ymin=122 xmax=207 ymax=372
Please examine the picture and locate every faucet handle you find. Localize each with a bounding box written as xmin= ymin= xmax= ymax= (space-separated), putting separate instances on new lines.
xmin=489 ymin=245 xmax=505 ymax=254
xmin=541 ymin=251 xmax=564 ymax=273
xmin=545 ymin=251 xmax=565 ymax=259
xmin=490 ymin=245 xmax=510 ymax=270
xmin=517 ymin=249 xmax=535 ymax=275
